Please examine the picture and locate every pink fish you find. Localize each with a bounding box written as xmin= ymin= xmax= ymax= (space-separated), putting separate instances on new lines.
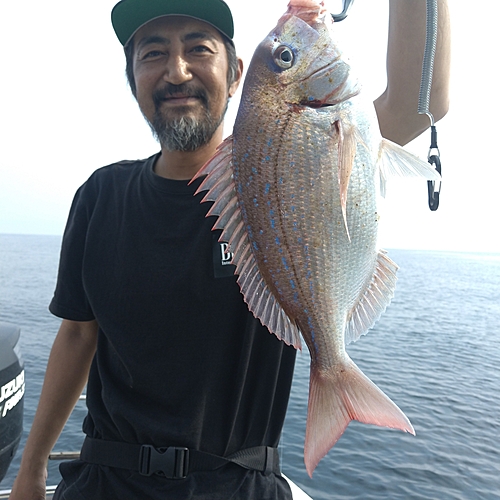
xmin=193 ymin=0 xmax=439 ymax=476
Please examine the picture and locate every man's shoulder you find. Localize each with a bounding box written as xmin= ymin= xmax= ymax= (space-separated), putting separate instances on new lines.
xmin=89 ymin=154 xmax=157 ymax=183
xmin=72 ymin=153 xmax=159 ymax=205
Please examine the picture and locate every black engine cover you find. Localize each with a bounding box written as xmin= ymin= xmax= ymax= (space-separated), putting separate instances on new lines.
xmin=0 ymin=324 xmax=24 ymax=484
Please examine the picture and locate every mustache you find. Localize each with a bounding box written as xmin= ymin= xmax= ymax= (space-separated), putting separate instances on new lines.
xmin=152 ymin=84 xmax=209 ymax=109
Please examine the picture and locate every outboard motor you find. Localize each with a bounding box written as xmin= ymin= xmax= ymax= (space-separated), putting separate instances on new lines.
xmin=0 ymin=323 xmax=24 ymax=483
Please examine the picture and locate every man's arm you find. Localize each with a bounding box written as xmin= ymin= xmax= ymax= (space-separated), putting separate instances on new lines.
xmin=9 ymin=319 xmax=98 ymax=500
xmin=374 ymin=0 xmax=451 ymax=145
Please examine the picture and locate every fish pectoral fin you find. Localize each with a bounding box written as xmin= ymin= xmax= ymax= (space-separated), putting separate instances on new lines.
xmin=192 ymin=134 xmax=302 ymax=350
xmin=304 ymin=357 xmax=414 ymax=477
xmin=335 ymin=120 xmax=357 ymax=241
xmin=345 ymin=250 xmax=398 ymax=344
xmin=377 ymin=138 xmax=441 ymax=198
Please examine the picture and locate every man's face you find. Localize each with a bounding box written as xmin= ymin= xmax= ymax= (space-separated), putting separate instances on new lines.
xmin=132 ymin=16 xmax=238 ymax=151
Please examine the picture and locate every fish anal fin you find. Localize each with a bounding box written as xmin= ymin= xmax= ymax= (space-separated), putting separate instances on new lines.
xmin=304 ymin=357 xmax=414 ymax=477
xmin=345 ymin=250 xmax=398 ymax=344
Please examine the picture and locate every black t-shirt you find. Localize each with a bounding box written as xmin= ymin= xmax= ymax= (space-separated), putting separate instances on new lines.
xmin=49 ymin=154 xmax=296 ymax=499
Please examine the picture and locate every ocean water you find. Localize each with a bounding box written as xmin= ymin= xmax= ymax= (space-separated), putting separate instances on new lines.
xmin=1 ymin=233 xmax=499 ymax=499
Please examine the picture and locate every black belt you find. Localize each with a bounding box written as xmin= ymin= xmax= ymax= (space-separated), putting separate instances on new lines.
xmin=80 ymin=437 xmax=281 ymax=479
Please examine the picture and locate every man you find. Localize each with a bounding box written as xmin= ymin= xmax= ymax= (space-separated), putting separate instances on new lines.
xmin=10 ymin=0 xmax=450 ymax=499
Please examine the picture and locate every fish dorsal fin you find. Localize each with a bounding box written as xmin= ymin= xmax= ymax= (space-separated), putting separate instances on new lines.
xmin=237 ymin=257 xmax=303 ymax=349
xmin=377 ymin=138 xmax=441 ymax=198
xmin=193 ymin=137 xmax=303 ymax=350
xmin=345 ymin=250 xmax=398 ymax=344
xmin=192 ymin=135 xmax=234 ymax=186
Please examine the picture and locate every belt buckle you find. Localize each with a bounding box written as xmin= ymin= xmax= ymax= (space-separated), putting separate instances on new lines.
xmin=139 ymin=445 xmax=189 ymax=479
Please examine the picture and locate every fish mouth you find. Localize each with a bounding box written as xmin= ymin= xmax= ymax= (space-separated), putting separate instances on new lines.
xmin=300 ymin=99 xmax=334 ymax=108
xmin=300 ymin=86 xmax=360 ymax=108
xmin=294 ymin=55 xmax=359 ymax=108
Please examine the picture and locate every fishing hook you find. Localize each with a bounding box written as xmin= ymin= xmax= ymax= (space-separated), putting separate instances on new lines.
xmin=331 ymin=0 xmax=355 ymax=22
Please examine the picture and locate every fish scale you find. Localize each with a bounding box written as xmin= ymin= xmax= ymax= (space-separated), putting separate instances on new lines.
xmin=193 ymin=0 xmax=441 ymax=477
xmin=238 ymin=116 xmax=333 ymax=325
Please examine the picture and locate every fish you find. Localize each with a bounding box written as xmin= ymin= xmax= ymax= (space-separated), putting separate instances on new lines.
xmin=192 ymin=0 xmax=441 ymax=477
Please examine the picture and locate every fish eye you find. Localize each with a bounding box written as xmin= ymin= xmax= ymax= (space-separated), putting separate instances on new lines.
xmin=273 ymin=45 xmax=294 ymax=69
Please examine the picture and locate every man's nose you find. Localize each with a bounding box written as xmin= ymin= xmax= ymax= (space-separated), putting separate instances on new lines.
xmin=163 ymin=54 xmax=192 ymax=85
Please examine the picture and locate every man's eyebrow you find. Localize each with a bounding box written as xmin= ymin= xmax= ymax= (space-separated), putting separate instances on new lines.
xmin=135 ymin=31 xmax=218 ymax=51
xmin=136 ymin=35 xmax=170 ymax=50
xmin=182 ymin=31 xmax=219 ymax=43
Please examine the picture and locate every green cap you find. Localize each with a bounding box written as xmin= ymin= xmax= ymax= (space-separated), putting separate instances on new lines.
xmin=111 ymin=0 xmax=235 ymax=46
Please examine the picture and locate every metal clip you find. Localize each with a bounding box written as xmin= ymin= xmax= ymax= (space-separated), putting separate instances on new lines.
xmin=427 ymin=125 xmax=442 ymax=211
xmin=331 ymin=0 xmax=355 ymax=22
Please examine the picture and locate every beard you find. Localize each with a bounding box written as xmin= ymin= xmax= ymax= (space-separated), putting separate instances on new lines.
xmin=147 ymin=83 xmax=227 ymax=152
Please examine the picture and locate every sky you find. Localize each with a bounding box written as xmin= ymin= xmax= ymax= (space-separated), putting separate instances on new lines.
xmin=0 ymin=0 xmax=499 ymax=253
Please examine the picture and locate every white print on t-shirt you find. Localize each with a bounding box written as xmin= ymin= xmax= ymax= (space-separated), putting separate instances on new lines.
xmin=220 ymin=242 xmax=234 ymax=266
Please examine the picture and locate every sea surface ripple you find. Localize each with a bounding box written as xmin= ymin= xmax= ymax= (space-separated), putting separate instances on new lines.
xmin=1 ymin=235 xmax=499 ymax=499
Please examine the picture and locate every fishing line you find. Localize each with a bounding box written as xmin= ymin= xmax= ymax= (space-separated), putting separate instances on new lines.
xmin=418 ymin=0 xmax=438 ymax=122
xmin=418 ymin=0 xmax=442 ymax=211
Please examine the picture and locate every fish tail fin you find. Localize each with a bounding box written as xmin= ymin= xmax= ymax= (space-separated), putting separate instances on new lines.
xmin=304 ymin=357 xmax=414 ymax=477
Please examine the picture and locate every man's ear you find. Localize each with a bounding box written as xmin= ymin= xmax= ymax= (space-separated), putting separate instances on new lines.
xmin=229 ymin=58 xmax=244 ymax=98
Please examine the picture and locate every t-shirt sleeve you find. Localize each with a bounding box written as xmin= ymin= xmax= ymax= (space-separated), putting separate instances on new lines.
xmin=49 ymin=179 xmax=96 ymax=321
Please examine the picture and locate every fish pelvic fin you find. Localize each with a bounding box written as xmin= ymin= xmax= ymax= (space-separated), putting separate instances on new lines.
xmin=377 ymin=138 xmax=441 ymax=198
xmin=335 ymin=120 xmax=357 ymax=241
xmin=191 ymin=135 xmax=302 ymax=350
xmin=345 ymin=250 xmax=398 ymax=344
xmin=304 ymin=357 xmax=414 ymax=477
